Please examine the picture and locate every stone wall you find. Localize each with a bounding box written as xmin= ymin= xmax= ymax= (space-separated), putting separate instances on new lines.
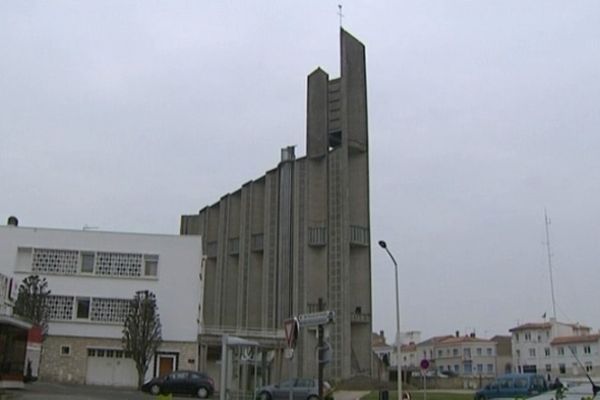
xmin=40 ymin=335 xmax=197 ymax=385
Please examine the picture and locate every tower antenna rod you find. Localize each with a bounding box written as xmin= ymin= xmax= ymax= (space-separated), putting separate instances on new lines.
xmin=337 ymin=5 xmax=344 ymax=28
xmin=544 ymin=209 xmax=557 ymax=320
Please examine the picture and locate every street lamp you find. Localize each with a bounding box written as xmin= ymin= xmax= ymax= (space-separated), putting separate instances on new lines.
xmin=378 ymin=240 xmax=403 ymax=400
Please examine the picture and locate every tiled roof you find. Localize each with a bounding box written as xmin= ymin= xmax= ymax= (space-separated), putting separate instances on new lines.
xmin=551 ymin=334 xmax=600 ymax=345
xmin=509 ymin=322 xmax=552 ymax=332
xmin=509 ymin=321 xmax=591 ymax=332
xmin=418 ymin=335 xmax=454 ymax=346
xmin=438 ymin=336 xmax=494 ymax=345
xmin=401 ymin=343 xmax=417 ymax=351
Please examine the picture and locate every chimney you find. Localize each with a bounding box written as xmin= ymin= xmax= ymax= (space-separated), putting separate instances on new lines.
xmin=380 ymin=330 xmax=385 ymax=338
xmin=455 ymin=330 xmax=460 ymax=338
xmin=470 ymin=332 xmax=476 ymax=338
xmin=7 ymin=216 xmax=18 ymax=227
xmin=280 ymin=146 xmax=296 ymax=162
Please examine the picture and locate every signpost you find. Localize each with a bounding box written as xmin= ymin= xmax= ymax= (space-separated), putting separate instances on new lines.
xmin=284 ymin=318 xmax=299 ymax=350
xmin=284 ymin=300 xmax=335 ymax=400
xmin=297 ymin=310 xmax=335 ymax=328
xmin=420 ymin=359 xmax=429 ymax=400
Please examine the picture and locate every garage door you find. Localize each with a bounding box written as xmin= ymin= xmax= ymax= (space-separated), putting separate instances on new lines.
xmin=86 ymin=348 xmax=137 ymax=387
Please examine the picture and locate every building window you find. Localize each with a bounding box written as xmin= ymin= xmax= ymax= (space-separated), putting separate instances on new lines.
xmin=144 ymin=255 xmax=158 ymax=277
xmin=87 ymin=349 xmax=96 ymax=357
xmin=60 ymin=345 xmax=71 ymax=356
xmin=537 ymin=335 xmax=542 ymax=342
xmin=438 ymin=350 xmax=442 ymax=357
xmin=487 ymin=348 xmax=493 ymax=356
xmin=584 ymin=346 xmax=591 ymax=354
xmin=90 ymin=297 xmax=131 ymax=323
xmin=251 ymin=234 xmax=264 ymax=251
xmin=47 ymin=295 xmax=75 ymax=320
xmin=545 ymin=348 xmax=550 ymax=357
xmin=308 ymin=227 xmax=327 ymax=246
xmin=545 ymin=364 xmax=552 ymax=372
xmin=464 ymin=362 xmax=472 ymax=374
xmin=32 ymin=248 xmax=79 ymax=275
xmin=228 ymin=238 xmax=240 ymax=255
xmin=96 ymin=252 xmax=142 ymax=277
xmin=16 ymin=247 xmax=33 ymax=269
xmin=81 ymin=252 xmax=95 ymax=273
xmin=487 ymin=364 xmax=494 ymax=373
xmin=515 ymin=333 xmax=519 ymax=342
xmin=525 ymin=332 xmax=531 ymax=341
xmin=453 ymin=348 xmax=458 ymax=356
xmin=529 ymin=348 xmax=536 ymax=357
xmin=559 ymin=363 xmax=566 ymax=374
xmin=349 ymin=225 xmax=369 ymax=246
xmin=558 ymin=347 xmax=565 ymax=356
xmin=516 ymin=349 xmax=521 ymax=358
xmin=477 ymin=364 xmax=483 ymax=373
xmin=570 ymin=346 xmax=577 ymax=355
xmin=477 ymin=348 xmax=482 ymax=356
xmin=76 ymin=298 xmax=91 ymax=319
xmin=586 ymin=363 xmax=593 ymax=372
xmin=454 ymin=365 xmax=459 ymax=372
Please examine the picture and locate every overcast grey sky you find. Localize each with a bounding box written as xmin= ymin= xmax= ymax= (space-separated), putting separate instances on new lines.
xmin=1 ymin=1 xmax=599 ymax=342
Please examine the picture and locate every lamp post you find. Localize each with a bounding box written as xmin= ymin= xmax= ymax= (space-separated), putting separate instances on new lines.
xmin=378 ymin=240 xmax=402 ymax=400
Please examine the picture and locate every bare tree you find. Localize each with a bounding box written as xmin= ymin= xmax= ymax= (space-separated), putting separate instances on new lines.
xmin=13 ymin=274 xmax=51 ymax=336
xmin=122 ymin=290 xmax=162 ymax=389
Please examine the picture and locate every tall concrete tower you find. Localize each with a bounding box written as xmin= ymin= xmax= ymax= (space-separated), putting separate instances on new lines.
xmin=181 ymin=29 xmax=372 ymax=382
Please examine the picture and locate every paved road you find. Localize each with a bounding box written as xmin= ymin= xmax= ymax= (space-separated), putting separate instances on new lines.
xmin=2 ymin=384 xmax=372 ymax=400
xmin=4 ymin=382 xmax=192 ymax=400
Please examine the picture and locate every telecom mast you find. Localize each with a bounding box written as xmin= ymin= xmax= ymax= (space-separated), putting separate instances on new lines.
xmin=544 ymin=209 xmax=557 ymax=320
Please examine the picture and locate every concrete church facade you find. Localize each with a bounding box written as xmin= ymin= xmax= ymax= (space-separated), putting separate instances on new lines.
xmin=181 ymin=29 xmax=372 ymax=381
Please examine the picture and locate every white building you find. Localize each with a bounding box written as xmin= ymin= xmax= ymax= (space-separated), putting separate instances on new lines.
xmin=0 ymin=222 xmax=203 ymax=387
xmin=433 ymin=335 xmax=498 ymax=377
xmin=510 ymin=319 xmax=594 ymax=377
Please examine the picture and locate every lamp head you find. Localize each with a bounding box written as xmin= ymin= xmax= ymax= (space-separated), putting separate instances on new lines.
xmin=378 ymin=240 xmax=387 ymax=249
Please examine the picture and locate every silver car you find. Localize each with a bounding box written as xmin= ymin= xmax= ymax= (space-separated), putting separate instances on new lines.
xmin=256 ymin=378 xmax=331 ymax=400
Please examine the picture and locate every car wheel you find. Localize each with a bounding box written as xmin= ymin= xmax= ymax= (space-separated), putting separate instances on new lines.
xmin=197 ymin=386 xmax=210 ymax=399
xmin=259 ymin=391 xmax=272 ymax=400
xmin=307 ymin=395 xmax=320 ymax=400
xmin=150 ymin=384 xmax=161 ymax=395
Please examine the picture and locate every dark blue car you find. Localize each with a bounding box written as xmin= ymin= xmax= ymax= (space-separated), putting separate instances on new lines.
xmin=475 ymin=373 xmax=547 ymax=400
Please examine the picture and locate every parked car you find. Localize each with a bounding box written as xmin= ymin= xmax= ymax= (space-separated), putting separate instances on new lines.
xmin=256 ymin=378 xmax=331 ymax=400
xmin=474 ymin=373 xmax=548 ymax=400
xmin=142 ymin=370 xmax=215 ymax=398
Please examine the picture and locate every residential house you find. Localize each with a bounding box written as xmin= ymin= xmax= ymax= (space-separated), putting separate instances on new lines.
xmin=0 ymin=221 xmax=203 ymax=387
xmin=0 ymin=270 xmax=32 ymax=389
xmin=434 ymin=334 xmax=497 ymax=377
xmin=491 ymin=335 xmax=513 ymax=376
xmin=510 ymin=319 xmax=592 ymax=377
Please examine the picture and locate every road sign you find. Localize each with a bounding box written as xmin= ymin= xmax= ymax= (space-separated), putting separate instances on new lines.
xmin=297 ymin=310 xmax=335 ymax=328
xmin=284 ymin=318 xmax=299 ymax=348
xmin=284 ymin=348 xmax=295 ymax=359
xmin=420 ymin=359 xmax=430 ymax=370
xmin=317 ymin=342 xmax=332 ymax=365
